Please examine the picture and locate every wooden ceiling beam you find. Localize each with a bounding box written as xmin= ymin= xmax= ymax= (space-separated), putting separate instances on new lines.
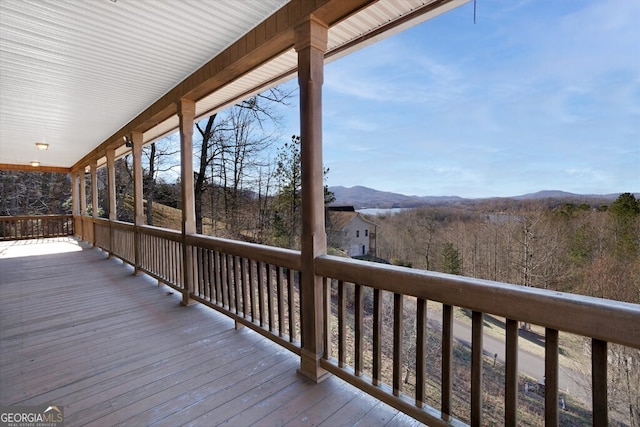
xmin=0 ymin=163 xmax=71 ymax=173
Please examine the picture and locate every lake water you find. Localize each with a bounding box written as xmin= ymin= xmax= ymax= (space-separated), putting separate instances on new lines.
xmin=357 ymin=208 xmax=409 ymax=216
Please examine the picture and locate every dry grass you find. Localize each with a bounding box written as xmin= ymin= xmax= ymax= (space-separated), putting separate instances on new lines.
xmin=146 ymin=202 xmax=224 ymax=236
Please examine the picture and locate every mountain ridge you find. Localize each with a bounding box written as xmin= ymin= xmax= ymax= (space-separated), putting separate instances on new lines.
xmin=329 ymin=185 xmax=633 ymax=209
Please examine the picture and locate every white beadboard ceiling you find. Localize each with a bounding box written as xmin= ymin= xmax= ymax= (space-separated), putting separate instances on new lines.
xmin=0 ymin=0 xmax=467 ymax=170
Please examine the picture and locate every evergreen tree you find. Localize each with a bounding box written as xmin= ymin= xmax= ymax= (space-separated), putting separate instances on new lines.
xmin=610 ymin=193 xmax=640 ymax=260
xmin=441 ymin=242 xmax=461 ymax=275
xmin=273 ymin=135 xmax=302 ymax=248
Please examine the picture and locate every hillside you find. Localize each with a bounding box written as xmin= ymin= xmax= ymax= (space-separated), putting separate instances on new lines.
xmin=329 ymin=185 xmax=464 ymax=209
xmin=329 ymin=185 xmax=631 ymax=209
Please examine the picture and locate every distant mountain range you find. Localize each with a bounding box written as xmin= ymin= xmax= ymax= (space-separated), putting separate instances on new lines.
xmin=328 ymin=186 xmax=632 ymax=209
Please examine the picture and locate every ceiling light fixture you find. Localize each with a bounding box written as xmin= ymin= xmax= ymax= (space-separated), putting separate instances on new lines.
xmin=31 ymin=161 xmax=40 ymax=167
xmin=35 ymin=142 xmax=49 ymax=150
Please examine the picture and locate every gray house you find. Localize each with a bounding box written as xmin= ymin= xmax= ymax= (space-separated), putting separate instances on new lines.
xmin=326 ymin=206 xmax=377 ymax=257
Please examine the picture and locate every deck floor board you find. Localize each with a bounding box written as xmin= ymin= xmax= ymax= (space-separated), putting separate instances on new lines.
xmin=0 ymin=238 xmax=419 ymax=426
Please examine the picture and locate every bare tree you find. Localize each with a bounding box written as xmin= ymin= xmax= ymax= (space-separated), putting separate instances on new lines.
xmin=193 ymin=88 xmax=291 ymax=234
xmin=142 ymin=136 xmax=179 ymax=226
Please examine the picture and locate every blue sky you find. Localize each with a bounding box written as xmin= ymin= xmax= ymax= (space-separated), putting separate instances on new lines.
xmin=276 ymin=0 xmax=640 ymax=198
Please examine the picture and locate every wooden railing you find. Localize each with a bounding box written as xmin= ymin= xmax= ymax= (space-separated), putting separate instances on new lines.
xmin=93 ymin=218 xmax=136 ymax=266
xmin=315 ymin=255 xmax=640 ymax=426
xmin=31 ymin=215 xmax=638 ymax=426
xmin=186 ymin=234 xmax=302 ymax=354
xmin=74 ymin=215 xmax=94 ymax=243
xmin=88 ymin=220 xmax=302 ymax=353
xmin=0 ymin=215 xmax=73 ymax=240
xmin=138 ymin=225 xmax=183 ymax=289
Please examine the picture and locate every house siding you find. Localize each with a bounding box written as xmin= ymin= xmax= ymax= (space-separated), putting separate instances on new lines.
xmin=343 ymin=215 xmax=373 ymax=256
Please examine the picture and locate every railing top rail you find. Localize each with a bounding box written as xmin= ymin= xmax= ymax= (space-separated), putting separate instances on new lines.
xmin=316 ymin=254 xmax=640 ymax=349
xmin=186 ymin=234 xmax=301 ymax=271
xmin=0 ymin=214 xmax=73 ymax=219
xmin=137 ymin=224 xmax=182 ymax=242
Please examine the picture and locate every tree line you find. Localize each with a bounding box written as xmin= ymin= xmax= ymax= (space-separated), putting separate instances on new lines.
xmin=374 ymin=194 xmax=639 ymax=304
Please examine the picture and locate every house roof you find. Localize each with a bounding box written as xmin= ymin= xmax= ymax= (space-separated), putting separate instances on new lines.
xmin=327 ymin=210 xmax=377 ymax=231
xmin=0 ymin=0 xmax=468 ymax=171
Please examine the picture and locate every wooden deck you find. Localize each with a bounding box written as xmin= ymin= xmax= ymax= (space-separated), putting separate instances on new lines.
xmin=0 ymin=238 xmax=421 ymax=427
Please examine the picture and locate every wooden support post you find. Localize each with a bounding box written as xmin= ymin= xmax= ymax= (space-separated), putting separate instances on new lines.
xmin=106 ymin=148 xmax=116 ymax=256
xmin=132 ymin=131 xmax=144 ymax=274
xmin=90 ymin=160 xmax=98 ymax=218
xmin=90 ymin=160 xmax=98 ymax=245
xmin=178 ymin=98 xmax=196 ymax=306
xmin=70 ymin=171 xmax=79 ymax=239
xmin=71 ymin=171 xmax=79 ymax=216
xmin=79 ymin=167 xmax=87 ymax=240
xmin=295 ymin=17 xmax=329 ymax=383
xmin=106 ymin=148 xmax=117 ymax=221
xmin=79 ymin=169 xmax=87 ymax=216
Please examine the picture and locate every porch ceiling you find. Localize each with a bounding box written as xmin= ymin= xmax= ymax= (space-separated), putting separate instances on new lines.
xmin=0 ymin=0 xmax=467 ymax=171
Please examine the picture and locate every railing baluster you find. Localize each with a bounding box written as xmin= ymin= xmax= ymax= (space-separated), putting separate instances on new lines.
xmin=354 ymin=283 xmax=363 ymax=376
xmin=155 ymin=236 xmax=159 ymax=279
xmin=196 ymin=247 xmax=203 ymax=296
xmin=164 ymin=238 xmax=168 ymax=281
xmin=505 ymin=318 xmax=518 ymax=426
xmin=168 ymin=237 xmax=174 ymax=279
xmin=230 ymin=254 xmax=237 ymax=309
xmin=241 ymin=257 xmax=248 ymax=318
xmin=211 ymin=250 xmax=220 ymax=304
xmin=190 ymin=245 xmax=196 ymax=294
xmin=178 ymin=241 xmax=184 ymax=288
xmin=393 ymin=292 xmax=403 ymax=397
xmin=205 ymin=248 xmax=212 ymax=299
xmin=220 ymin=252 xmax=231 ymax=309
xmin=592 ymin=338 xmax=607 ymax=427
xmin=471 ymin=311 xmax=483 ymax=427
xmin=233 ymin=255 xmax=239 ymax=313
xmin=338 ymin=280 xmax=346 ymax=368
xmin=172 ymin=240 xmax=177 ymax=285
xmin=277 ymin=266 xmax=284 ymax=337
xmin=442 ymin=304 xmax=453 ymax=417
xmin=545 ymin=327 xmax=559 ymax=426
xmin=203 ymin=248 xmax=209 ymax=297
xmin=217 ymin=251 xmax=224 ymax=304
xmin=213 ymin=250 xmax=218 ymax=301
xmin=249 ymin=259 xmax=256 ymax=322
xmin=416 ymin=297 xmax=426 ymax=408
xmin=322 ymin=277 xmax=330 ymax=358
xmin=209 ymin=250 xmax=216 ymax=302
xmin=373 ymin=288 xmax=382 ymax=386
xmin=152 ymin=235 xmax=157 ymax=278
xmin=267 ymin=263 xmax=274 ymax=332
xmin=151 ymin=235 xmax=155 ymax=275
xmin=163 ymin=237 xmax=169 ymax=281
xmin=288 ymin=268 xmax=296 ymax=342
xmin=221 ymin=253 xmax=229 ymax=308
xmin=257 ymin=261 xmax=265 ymax=327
